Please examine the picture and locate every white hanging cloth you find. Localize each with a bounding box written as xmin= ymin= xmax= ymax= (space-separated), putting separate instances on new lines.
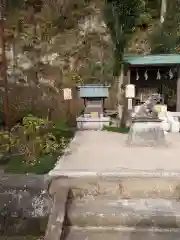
xmin=169 ymin=69 xmax=173 ymax=79
xmin=160 ymin=0 xmax=167 ymax=23
xmin=156 ymin=69 xmax=161 ymax=80
xmin=144 ymin=70 xmax=148 ymax=80
xmin=136 ymin=70 xmax=139 ymax=81
xmin=140 ymin=93 xmax=143 ymax=102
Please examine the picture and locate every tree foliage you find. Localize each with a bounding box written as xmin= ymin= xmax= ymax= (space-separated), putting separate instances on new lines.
xmin=5 ymin=0 xmax=24 ymax=11
xmin=103 ymin=0 xmax=143 ymax=76
xmin=144 ymin=0 xmax=161 ymax=18
xmin=150 ymin=0 xmax=180 ymax=54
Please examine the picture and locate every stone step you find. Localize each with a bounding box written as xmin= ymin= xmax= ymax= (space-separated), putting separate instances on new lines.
xmin=49 ymin=176 xmax=180 ymax=199
xmin=68 ymin=198 xmax=180 ymax=228
xmin=65 ymin=226 xmax=180 ymax=240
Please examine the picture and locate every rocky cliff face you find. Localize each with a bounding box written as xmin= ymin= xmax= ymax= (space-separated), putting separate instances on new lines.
xmin=4 ymin=0 xmax=113 ymax=86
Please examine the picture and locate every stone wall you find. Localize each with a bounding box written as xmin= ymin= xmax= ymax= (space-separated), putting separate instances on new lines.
xmin=0 ymin=174 xmax=51 ymax=236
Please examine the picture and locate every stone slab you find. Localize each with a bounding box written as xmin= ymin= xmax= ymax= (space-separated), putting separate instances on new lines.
xmin=66 ymin=227 xmax=180 ymax=240
xmin=68 ymin=198 xmax=180 ymax=228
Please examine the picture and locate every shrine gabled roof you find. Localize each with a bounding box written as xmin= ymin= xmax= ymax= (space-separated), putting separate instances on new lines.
xmin=123 ymin=54 xmax=180 ymax=66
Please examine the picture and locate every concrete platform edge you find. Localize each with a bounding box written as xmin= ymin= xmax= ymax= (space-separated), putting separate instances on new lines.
xmin=71 ymin=226 xmax=180 ymax=232
xmin=48 ymin=169 xmax=180 ymax=179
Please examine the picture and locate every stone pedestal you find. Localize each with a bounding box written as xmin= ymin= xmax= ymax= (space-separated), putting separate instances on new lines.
xmin=127 ymin=118 xmax=166 ymax=147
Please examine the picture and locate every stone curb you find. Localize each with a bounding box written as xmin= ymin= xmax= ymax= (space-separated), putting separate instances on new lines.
xmin=44 ymin=188 xmax=70 ymax=240
xmin=48 ymin=169 xmax=180 ymax=178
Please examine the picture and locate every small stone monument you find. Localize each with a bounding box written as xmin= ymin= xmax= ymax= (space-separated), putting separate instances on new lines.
xmin=127 ymin=93 xmax=166 ymax=147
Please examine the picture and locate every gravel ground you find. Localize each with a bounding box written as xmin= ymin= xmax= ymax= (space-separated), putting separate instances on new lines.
xmin=49 ymin=131 xmax=180 ymax=177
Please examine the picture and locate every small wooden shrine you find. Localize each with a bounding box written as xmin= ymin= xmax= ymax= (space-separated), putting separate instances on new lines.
xmin=123 ymin=54 xmax=180 ymax=111
xmin=77 ymin=84 xmax=110 ymax=116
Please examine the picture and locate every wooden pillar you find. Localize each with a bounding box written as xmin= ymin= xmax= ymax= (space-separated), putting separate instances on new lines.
xmin=176 ymin=66 xmax=180 ymax=112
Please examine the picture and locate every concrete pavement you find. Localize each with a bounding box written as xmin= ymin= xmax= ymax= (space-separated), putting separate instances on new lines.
xmin=49 ymin=131 xmax=180 ymax=177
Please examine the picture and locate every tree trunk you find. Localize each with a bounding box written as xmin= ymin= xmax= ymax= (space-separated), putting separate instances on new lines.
xmin=0 ymin=1 xmax=9 ymax=130
xmin=116 ymin=65 xmax=124 ymax=126
xmin=120 ymin=68 xmax=131 ymax=128
xmin=12 ymin=37 xmax=17 ymax=82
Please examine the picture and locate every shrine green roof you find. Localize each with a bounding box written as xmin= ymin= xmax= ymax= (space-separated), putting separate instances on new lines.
xmin=123 ymin=54 xmax=180 ymax=66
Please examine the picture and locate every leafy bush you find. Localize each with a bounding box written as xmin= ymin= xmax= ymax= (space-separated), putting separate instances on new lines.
xmin=13 ymin=115 xmax=62 ymax=164
xmin=1 ymin=115 xmax=66 ymax=161
xmin=0 ymin=131 xmax=18 ymax=153
xmin=53 ymin=120 xmax=74 ymax=141
xmin=0 ymin=115 xmax=74 ymax=173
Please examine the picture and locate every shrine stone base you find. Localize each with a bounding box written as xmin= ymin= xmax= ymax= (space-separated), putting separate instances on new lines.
xmin=126 ymin=118 xmax=167 ymax=147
